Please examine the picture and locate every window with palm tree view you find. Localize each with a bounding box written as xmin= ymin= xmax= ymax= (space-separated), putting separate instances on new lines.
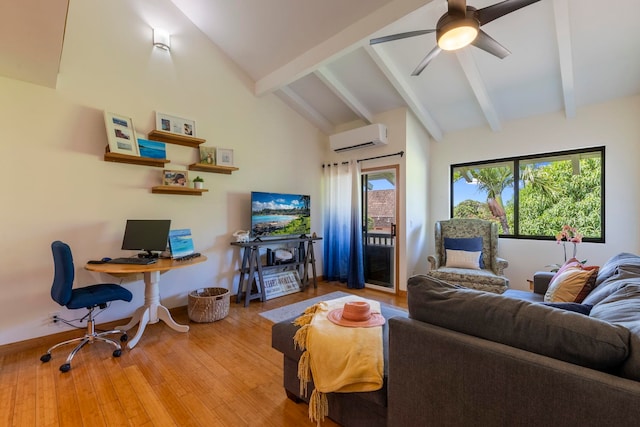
xmin=451 ymin=147 xmax=604 ymax=241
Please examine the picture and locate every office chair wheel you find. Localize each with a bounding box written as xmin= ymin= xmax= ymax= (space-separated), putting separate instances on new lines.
xmin=40 ymin=353 xmax=51 ymax=363
xmin=113 ymin=349 xmax=122 ymax=358
xmin=120 ymin=334 xmax=128 ymax=342
xmin=59 ymin=363 xmax=71 ymax=372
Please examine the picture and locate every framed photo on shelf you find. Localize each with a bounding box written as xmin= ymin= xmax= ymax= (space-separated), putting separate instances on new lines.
xmin=199 ymin=146 xmax=216 ymax=165
xmin=104 ymin=112 xmax=139 ymax=156
xmin=163 ymin=169 xmax=189 ymax=187
xmin=138 ymin=138 xmax=166 ymax=159
xmin=155 ymin=112 xmax=196 ymax=137
xmin=263 ymin=271 xmax=301 ymax=300
xmin=216 ymin=148 xmax=234 ymax=166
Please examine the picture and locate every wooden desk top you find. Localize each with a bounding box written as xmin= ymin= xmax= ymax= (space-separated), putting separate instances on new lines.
xmin=85 ymin=256 xmax=207 ymax=274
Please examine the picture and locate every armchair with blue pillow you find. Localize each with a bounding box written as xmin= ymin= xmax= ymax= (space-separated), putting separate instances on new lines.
xmin=427 ymin=218 xmax=509 ymax=293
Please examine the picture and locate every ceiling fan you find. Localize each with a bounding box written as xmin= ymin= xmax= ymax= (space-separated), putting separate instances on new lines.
xmin=370 ymin=0 xmax=541 ymax=76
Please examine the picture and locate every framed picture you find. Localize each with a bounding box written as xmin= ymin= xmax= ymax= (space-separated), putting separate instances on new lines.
xmin=163 ymin=169 xmax=189 ymax=187
xmin=216 ymin=148 xmax=234 ymax=166
xmin=199 ymin=146 xmax=216 ymax=165
xmin=138 ymin=138 xmax=166 ymax=159
xmin=263 ymin=271 xmax=301 ymax=300
xmin=104 ymin=112 xmax=139 ymax=156
xmin=155 ymin=112 xmax=196 ymax=137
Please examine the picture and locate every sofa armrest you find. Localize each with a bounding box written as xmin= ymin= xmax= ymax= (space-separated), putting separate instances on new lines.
xmin=427 ymin=254 xmax=440 ymax=270
xmin=494 ymin=257 xmax=508 ymax=275
xmin=533 ymin=271 xmax=554 ymax=295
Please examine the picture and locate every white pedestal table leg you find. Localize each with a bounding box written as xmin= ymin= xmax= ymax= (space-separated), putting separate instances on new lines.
xmin=121 ymin=270 xmax=189 ymax=349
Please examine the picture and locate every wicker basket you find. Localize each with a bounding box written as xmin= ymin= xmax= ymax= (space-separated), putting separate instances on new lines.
xmin=188 ymin=287 xmax=230 ymax=323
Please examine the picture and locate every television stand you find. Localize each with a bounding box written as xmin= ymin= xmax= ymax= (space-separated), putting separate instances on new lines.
xmin=231 ymin=236 xmax=321 ymax=307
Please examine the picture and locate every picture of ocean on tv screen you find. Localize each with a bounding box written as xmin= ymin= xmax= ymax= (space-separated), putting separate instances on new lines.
xmin=251 ymin=192 xmax=310 ymax=238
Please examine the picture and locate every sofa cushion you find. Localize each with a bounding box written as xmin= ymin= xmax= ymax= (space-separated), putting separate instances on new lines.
xmin=583 ymin=267 xmax=640 ymax=306
xmin=594 ymin=252 xmax=640 ymax=288
xmin=544 ymin=266 xmax=598 ymax=303
xmin=589 ymin=284 xmax=640 ymax=381
xmin=407 ymin=275 xmax=630 ymax=371
xmin=445 ymin=249 xmax=481 ymax=269
xmin=444 ymin=237 xmax=484 ymax=268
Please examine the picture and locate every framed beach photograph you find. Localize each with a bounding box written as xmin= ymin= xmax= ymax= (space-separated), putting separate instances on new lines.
xmin=163 ymin=169 xmax=189 ymax=187
xmin=138 ymin=138 xmax=166 ymax=159
xmin=216 ymin=148 xmax=234 ymax=166
xmin=104 ymin=112 xmax=139 ymax=156
xmin=155 ymin=112 xmax=196 ymax=137
xmin=199 ymin=146 xmax=216 ymax=165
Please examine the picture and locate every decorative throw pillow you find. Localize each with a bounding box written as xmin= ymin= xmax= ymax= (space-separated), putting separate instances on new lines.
xmin=544 ymin=265 xmax=599 ymax=303
xmin=444 ymin=237 xmax=484 ymax=268
xmin=445 ymin=249 xmax=481 ymax=270
xmin=549 ymin=257 xmax=580 ymax=284
xmin=542 ymin=302 xmax=594 ymax=315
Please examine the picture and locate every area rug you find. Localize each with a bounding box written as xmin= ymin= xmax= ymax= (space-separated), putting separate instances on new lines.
xmin=259 ymin=291 xmax=351 ymax=323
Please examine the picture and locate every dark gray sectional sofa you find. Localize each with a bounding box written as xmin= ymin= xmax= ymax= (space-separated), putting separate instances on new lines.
xmin=272 ymin=253 xmax=640 ymax=427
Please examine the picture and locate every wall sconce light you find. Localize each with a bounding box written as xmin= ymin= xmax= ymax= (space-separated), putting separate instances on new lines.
xmin=153 ymin=28 xmax=171 ymax=51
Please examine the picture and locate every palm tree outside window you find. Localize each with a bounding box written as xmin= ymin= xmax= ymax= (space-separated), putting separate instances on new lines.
xmin=450 ymin=146 xmax=604 ymax=242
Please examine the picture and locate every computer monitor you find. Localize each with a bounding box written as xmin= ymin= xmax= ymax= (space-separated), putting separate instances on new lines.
xmin=121 ymin=219 xmax=171 ymax=258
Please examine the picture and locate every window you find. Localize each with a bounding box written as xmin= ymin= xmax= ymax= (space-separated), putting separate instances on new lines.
xmin=450 ymin=147 xmax=604 ymax=242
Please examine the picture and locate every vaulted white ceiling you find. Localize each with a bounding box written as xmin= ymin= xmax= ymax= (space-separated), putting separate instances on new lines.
xmin=3 ymin=0 xmax=639 ymax=142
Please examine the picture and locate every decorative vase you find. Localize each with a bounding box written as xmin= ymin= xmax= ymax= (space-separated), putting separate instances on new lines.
xmin=194 ymin=182 xmax=204 ymax=189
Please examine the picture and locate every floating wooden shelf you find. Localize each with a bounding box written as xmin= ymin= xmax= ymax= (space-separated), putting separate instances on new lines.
xmin=188 ymin=163 xmax=239 ymax=175
xmin=147 ymin=130 xmax=205 ymax=148
xmin=104 ymin=151 xmax=170 ymax=167
xmin=151 ymin=185 xmax=209 ymax=196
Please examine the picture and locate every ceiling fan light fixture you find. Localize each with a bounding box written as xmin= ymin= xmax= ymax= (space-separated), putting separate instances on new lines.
xmin=437 ymin=18 xmax=479 ymax=51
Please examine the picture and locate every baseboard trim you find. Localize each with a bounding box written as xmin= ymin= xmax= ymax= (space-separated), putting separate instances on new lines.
xmin=0 ymin=306 xmax=186 ymax=357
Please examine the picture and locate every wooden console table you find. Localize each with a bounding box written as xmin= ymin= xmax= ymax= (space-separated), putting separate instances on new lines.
xmin=231 ymin=236 xmax=321 ymax=307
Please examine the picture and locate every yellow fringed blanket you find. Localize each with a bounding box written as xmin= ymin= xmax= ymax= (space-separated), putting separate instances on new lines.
xmin=293 ymin=296 xmax=384 ymax=426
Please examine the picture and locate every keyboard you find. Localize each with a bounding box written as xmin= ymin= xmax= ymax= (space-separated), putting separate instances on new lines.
xmin=173 ymin=253 xmax=201 ymax=262
xmin=107 ymin=257 xmax=157 ymax=265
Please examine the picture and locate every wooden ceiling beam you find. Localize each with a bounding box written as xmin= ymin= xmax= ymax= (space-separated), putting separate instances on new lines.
xmin=255 ymin=0 xmax=437 ymax=96
xmin=314 ymin=67 xmax=374 ymax=124
xmin=455 ymin=49 xmax=501 ymax=132
xmin=364 ymin=43 xmax=443 ymax=141
xmin=552 ymin=0 xmax=576 ymax=118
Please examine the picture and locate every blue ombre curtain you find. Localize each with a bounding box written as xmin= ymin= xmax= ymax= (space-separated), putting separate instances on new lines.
xmin=323 ymin=161 xmax=364 ymax=288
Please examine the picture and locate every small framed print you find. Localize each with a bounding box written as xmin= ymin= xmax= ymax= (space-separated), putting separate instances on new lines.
xmin=155 ymin=112 xmax=196 ymax=137
xmin=163 ymin=169 xmax=188 ymax=187
xmin=104 ymin=112 xmax=139 ymax=156
xmin=199 ymin=146 xmax=216 ymax=165
xmin=216 ymin=148 xmax=234 ymax=166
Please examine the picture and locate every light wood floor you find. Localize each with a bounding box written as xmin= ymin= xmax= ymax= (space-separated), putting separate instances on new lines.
xmin=0 ymin=282 xmax=407 ymax=426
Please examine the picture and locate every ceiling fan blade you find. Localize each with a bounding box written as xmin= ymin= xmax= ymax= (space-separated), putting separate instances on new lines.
xmin=370 ymin=29 xmax=436 ymax=45
xmin=471 ymin=29 xmax=511 ymax=59
xmin=476 ymin=0 xmax=541 ymax=26
xmin=411 ymin=46 xmax=442 ymax=76
xmin=447 ymin=0 xmax=467 ymax=16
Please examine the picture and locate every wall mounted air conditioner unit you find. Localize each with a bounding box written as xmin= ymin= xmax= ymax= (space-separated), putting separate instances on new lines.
xmin=329 ymin=123 xmax=388 ymax=153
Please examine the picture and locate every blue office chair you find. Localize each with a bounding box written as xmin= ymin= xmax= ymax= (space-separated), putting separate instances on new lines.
xmin=40 ymin=241 xmax=133 ymax=372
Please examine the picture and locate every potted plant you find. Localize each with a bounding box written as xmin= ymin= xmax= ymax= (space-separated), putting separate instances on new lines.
xmin=193 ymin=176 xmax=204 ymax=189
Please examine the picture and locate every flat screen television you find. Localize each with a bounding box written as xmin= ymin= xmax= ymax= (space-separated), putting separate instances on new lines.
xmin=121 ymin=219 xmax=171 ymax=257
xmin=251 ymin=192 xmax=310 ymax=239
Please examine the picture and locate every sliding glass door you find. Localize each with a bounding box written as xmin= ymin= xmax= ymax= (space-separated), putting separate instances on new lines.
xmin=361 ymin=166 xmax=398 ymax=293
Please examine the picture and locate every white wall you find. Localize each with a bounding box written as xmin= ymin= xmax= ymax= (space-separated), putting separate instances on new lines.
xmin=427 ymin=95 xmax=640 ymax=290
xmin=0 ymin=0 xmax=324 ymax=345
xmin=405 ymin=110 xmax=431 ymax=289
